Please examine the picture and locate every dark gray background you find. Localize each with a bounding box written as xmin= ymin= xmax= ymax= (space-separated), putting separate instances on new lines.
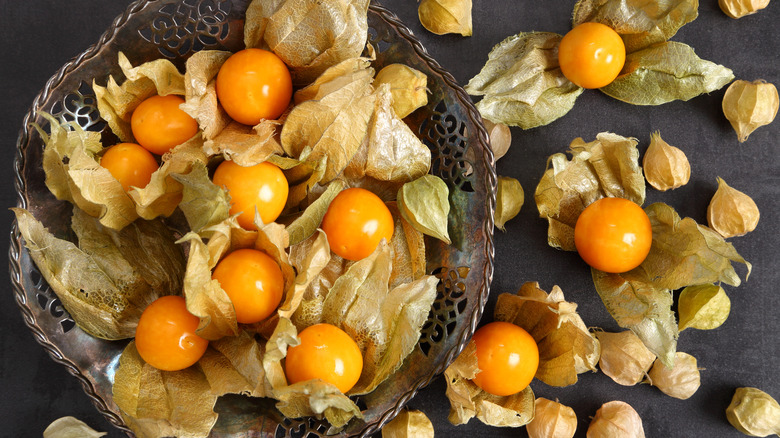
xmin=1 ymin=1 xmax=778 ymax=437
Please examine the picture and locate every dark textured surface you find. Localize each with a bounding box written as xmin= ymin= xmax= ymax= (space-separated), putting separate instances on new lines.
xmin=2 ymin=1 xmax=778 ymax=437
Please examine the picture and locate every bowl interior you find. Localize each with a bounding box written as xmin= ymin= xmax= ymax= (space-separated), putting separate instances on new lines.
xmin=10 ymin=1 xmax=496 ymax=436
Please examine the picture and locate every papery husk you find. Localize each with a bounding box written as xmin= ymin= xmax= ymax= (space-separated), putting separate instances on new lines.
xmin=646 ymin=352 xmax=700 ymax=400
xmin=244 ymin=0 xmax=286 ymax=49
xmin=642 ymin=132 xmax=690 ymax=192
xmin=534 ymin=133 xmax=645 ymax=251
xmin=381 ymin=409 xmax=435 ymax=438
xmin=43 ymin=417 xmax=106 ymax=438
xmin=93 ymin=52 xmax=186 ymax=143
xmin=418 ymin=0 xmax=472 ymax=36
xmin=171 ymin=161 xmax=231 ymax=234
xmin=38 ymin=114 xmax=138 ymax=230
xmin=294 ymin=57 xmax=374 ymax=104
xmin=321 ymin=243 xmax=439 ymax=394
xmin=386 ymin=202 xmax=428 ymax=289
xmin=726 ymin=387 xmax=780 ymax=437
xmin=444 ymin=341 xmax=536 ymax=427
xmin=203 ymin=120 xmax=286 ymax=166
xmin=707 ymin=177 xmax=760 ymax=238
xmin=130 ymin=135 xmax=208 ymax=220
xmin=587 ymin=401 xmax=645 ymax=438
xmin=180 ymin=50 xmax=232 ymax=140
xmin=495 ymin=176 xmax=523 ymax=231
xmin=268 ymin=151 xmax=329 ymax=210
xmin=13 ymin=208 xmax=182 ymax=340
xmin=526 ymin=398 xmax=577 ymax=438
xmin=677 ymin=284 xmax=731 ymax=331
xmin=286 ymin=180 xmax=347 ymax=246
xmin=374 ymin=64 xmax=429 ymax=119
xmin=594 ymin=330 xmax=656 ymax=386
xmin=198 ymin=331 xmax=268 ymax=397
xmin=601 ymin=41 xmax=734 ymax=106
xmin=483 ymin=119 xmax=512 ymax=161
xmin=277 ymin=230 xmax=331 ymax=319
xmin=719 ymin=0 xmax=770 ymax=18
xmin=592 ymin=202 xmax=751 ymax=366
xmin=274 ymin=380 xmax=363 ymax=429
xmin=290 ymin=240 xmax=351 ymax=329
xmin=362 ymin=84 xmax=432 ymax=183
xmin=465 ymin=32 xmax=584 ymax=129
xmin=495 ymin=282 xmax=600 ymax=387
xmin=397 ymin=175 xmax=451 ymax=244
xmin=113 ymin=342 xmax=218 ymax=438
xmin=280 ymin=61 xmax=376 ymax=183
xmin=572 ymin=0 xmax=699 ymax=53
xmin=722 ymin=80 xmax=779 ymax=142
xmin=258 ymin=0 xmax=370 ymax=86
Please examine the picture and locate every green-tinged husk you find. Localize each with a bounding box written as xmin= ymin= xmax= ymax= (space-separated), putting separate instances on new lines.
xmin=678 ymin=284 xmax=731 ymax=331
xmin=381 ymin=410 xmax=435 ymax=438
xmin=726 ymin=387 xmax=780 ymax=437
xmin=13 ymin=208 xmax=182 ymax=340
xmin=465 ymin=32 xmax=583 ymax=129
xmin=418 ymin=0 xmax=472 ymax=36
xmin=43 ymin=417 xmax=106 ymax=438
xmin=397 ymin=175 xmax=451 ymax=244
xmin=495 ymin=176 xmax=523 ymax=231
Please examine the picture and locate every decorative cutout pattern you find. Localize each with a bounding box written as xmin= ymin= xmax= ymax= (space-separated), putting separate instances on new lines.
xmin=139 ymin=0 xmax=232 ymax=58
xmin=49 ymin=81 xmax=105 ymax=132
xmin=30 ymin=266 xmax=75 ymax=334
xmin=276 ymin=417 xmax=331 ymax=438
xmin=419 ymin=100 xmax=475 ymax=193
xmin=418 ymin=266 xmax=470 ymax=357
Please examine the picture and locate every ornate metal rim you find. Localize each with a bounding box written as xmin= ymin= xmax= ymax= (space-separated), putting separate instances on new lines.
xmin=9 ymin=1 xmax=496 ymax=436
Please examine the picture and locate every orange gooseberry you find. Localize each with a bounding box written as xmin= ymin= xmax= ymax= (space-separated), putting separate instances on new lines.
xmin=211 ymin=248 xmax=284 ymax=324
xmin=130 ymin=94 xmax=199 ymax=155
xmin=320 ymin=187 xmax=394 ymax=261
xmin=134 ymin=295 xmax=208 ymax=371
xmin=470 ymin=321 xmax=539 ymax=397
xmin=216 ymin=48 xmax=292 ymax=125
xmin=212 ymin=160 xmax=289 ymax=230
xmin=558 ymin=22 xmax=626 ymax=89
xmin=285 ymin=323 xmax=363 ymax=393
xmin=99 ymin=142 xmax=158 ymax=192
xmin=574 ymin=197 xmax=653 ymax=273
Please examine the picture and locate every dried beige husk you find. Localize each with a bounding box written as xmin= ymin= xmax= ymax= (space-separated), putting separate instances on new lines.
xmin=181 ymin=50 xmax=232 ymax=140
xmin=601 ymin=42 xmax=734 ymax=106
xmin=587 ymin=401 xmax=645 ymax=438
xmin=170 ymin=161 xmax=231 ymax=233
xmin=129 ymin=136 xmax=208 ymax=220
xmin=203 ymin=120 xmax=286 ymax=167
xmin=93 ymin=52 xmax=187 ymax=143
xmin=286 ymin=180 xmax=347 ymax=246
xmin=374 ymin=64 xmax=428 ymax=118
xmin=386 ymin=202 xmax=428 ymax=289
xmin=722 ymin=79 xmax=779 ymax=142
xmin=592 ymin=202 xmax=751 ymax=366
xmin=418 ymin=0 xmax=472 ymax=36
xmin=397 ymin=175 xmax=451 ymax=244
xmin=646 ymin=352 xmax=700 ymax=400
xmin=677 ymin=284 xmax=731 ymax=331
xmin=726 ymin=387 xmax=780 ymax=437
xmin=526 ymin=398 xmax=577 ymax=438
xmin=274 ymin=381 xmax=363 ymax=429
xmin=113 ymin=342 xmax=219 ymax=438
xmin=37 ymin=114 xmax=138 ymax=230
xmin=381 ymin=410 xmax=435 ymax=438
xmin=43 ymin=417 xmax=106 ymax=438
xmin=595 ymin=331 xmax=656 ymax=386
xmin=534 ymin=133 xmax=645 ymax=251
xmin=465 ymin=32 xmax=584 ymax=129
xmin=199 ymin=331 xmax=268 ymax=397
xmin=572 ymin=0 xmax=698 ymax=53
xmin=277 ymin=230 xmax=331 ymax=319
xmin=280 ymin=61 xmax=376 ymax=183
xmin=444 ymin=341 xmax=536 ymax=427
xmin=268 ymin=152 xmax=329 ymax=210
xmin=495 ymin=176 xmax=523 ymax=231
xmin=642 ymin=132 xmax=690 ymax=191
xmin=13 ymin=208 xmax=182 ymax=340
xmin=495 ymin=282 xmax=600 ymax=387
xmin=253 ymin=0 xmax=370 ymax=85
xmin=719 ymin=0 xmax=771 ymax=19
xmin=707 ymin=177 xmax=760 ymax=238
xmin=483 ymin=119 xmax=512 ymax=161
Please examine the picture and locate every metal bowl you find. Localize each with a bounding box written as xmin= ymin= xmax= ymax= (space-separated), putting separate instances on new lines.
xmin=9 ymin=0 xmax=496 ymax=436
